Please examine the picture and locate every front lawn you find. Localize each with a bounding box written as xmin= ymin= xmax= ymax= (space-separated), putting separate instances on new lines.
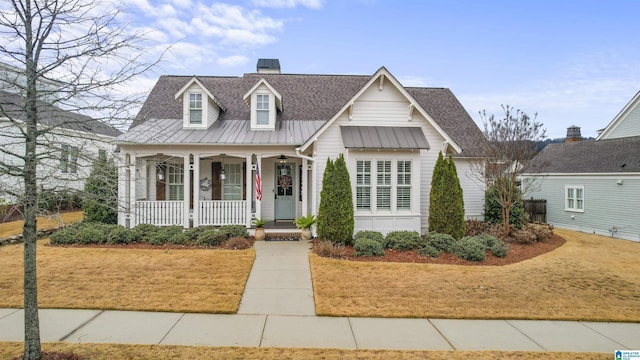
xmin=311 ymin=229 xmax=640 ymax=321
xmin=0 ymin=211 xmax=83 ymax=238
xmin=0 ymin=342 xmax=609 ymax=360
xmin=0 ymin=239 xmax=255 ymax=313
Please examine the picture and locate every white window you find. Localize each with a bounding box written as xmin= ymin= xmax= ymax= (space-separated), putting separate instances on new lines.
xmin=356 ymin=159 xmax=413 ymax=213
xmin=256 ymin=94 xmax=269 ymax=125
xmin=397 ymin=161 xmax=411 ymax=210
xmin=223 ymin=163 xmax=242 ymax=200
xmin=168 ymin=164 xmax=184 ymax=201
xmin=356 ymin=160 xmax=371 ymax=210
xmin=565 ymin=185 xmax=584 ymax=212
xmin=60 ymin=144 xmax=79 ymax=174
xmin=377 ymin=161 xmax=391 ymax=210
xmin=189 ymin=93 xmax=202 ymax=124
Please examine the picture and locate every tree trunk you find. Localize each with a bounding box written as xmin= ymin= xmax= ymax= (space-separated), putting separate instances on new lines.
xmin=502 ymin=204 xmax=511 ymax=238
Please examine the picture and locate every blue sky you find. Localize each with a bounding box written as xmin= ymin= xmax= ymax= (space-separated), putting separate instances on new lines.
xmin=122 ymin=0 xmax=640 ymax=138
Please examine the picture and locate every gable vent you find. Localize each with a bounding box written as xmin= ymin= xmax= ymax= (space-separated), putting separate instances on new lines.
xmin=257 ymin=59 xmax=281 ymax=74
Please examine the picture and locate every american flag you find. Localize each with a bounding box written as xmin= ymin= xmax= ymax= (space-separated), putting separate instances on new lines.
xmin=255 ymin=162 xmax=262 ymax=201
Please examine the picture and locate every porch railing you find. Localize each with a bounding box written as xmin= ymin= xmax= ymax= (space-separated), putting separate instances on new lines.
xmin=134 ymin=201 xmax=184 ymax=226
xmin=199 ymin=200 xmax=247 ymax=226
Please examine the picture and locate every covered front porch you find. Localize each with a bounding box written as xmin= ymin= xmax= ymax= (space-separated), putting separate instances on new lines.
xmin=118 ymin=150 xmax=316 ymax=229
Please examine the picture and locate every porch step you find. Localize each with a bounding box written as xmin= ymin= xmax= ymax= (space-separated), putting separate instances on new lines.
xmin=265 ymin=232 xmax=301 ymax=241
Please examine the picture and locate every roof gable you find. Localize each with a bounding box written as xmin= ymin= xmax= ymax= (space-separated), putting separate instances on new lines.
xmin=242 ymin=78 xmax=283 ymax=111
xmin=174 ymin=76 xmax=227 ymax=111
xmin=597 ymin=90 xmax=640 ymax=140
xmin=299 ymin=67 xmax=462 ymax=153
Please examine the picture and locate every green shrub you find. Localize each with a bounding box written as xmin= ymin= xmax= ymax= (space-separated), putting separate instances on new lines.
xmin=106 ymin=225 xmax=133 ymax=244
xmin=490 ymin=241 xmax=510 ymax=258
xmin=384 ymin=231 xmax=421 ymax=250
xmin=84 ymin=151 xmax=118 ymax=224
xmin=453 ymin=236 xmax=486 ymax=262
xmin=476 ymin=234 xmax=499 ymax=249
xmin=168 ymin=232 xmax=190 ymax=245
xmin=418 ymin=243 xmax=440 ymax=258
xmin=428 ymin=152 xmax=466 ymax=239
xmin=317 ymin=155 xmax=354 ymax=245
xmin=196 ymin=229 xmax=227 ymax=246
xmin=50 ymin=224 xmax=81 ymax=244
xmin=423 ymin=232 xmax=456 ymax=253
xmin=353 ymin=237 xmax=384 ymax=257
xmin=76 ymin=224 xmax=109 ymax=244
xmin=132 ymin=223 xmax=160 ymax=242
xmin=219 ymin=225 xmax=249 ymax=239
xmin=353 ymin=231 xmax=384 ymax=245
xmin=484 ymin=182 xmax=525 ymax=229
xmin=184 ymin=226 xmax=216 ymax=242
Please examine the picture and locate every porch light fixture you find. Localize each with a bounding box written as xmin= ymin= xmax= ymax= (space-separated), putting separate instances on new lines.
xmin=156 ymin=167 xmax=164 ymax=181
xmin=278 ymin=154 xmax=287 ymax=163
xmin=220 ymin=154 xmax=226 ymax=180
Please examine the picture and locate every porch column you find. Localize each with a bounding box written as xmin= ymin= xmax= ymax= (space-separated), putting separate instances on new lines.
xmin=245 ymin=154 xmax=252 ymax=228
xmin=301 ymin=158 xmax=308 ymax=217
xmin=183 ymin=154 xmax=191 ymax=228
xmin=193 ymin=153 xmax=201 ymax=227
xmin=119 ymin=153 xmax=130 ymax=228
xmin=312 ymin=148 xmax=318 ymax=235
xmin=255 ymin=154 xmax=262 ymax=222
xmin=129 ymin=153 xmax=137 ymax=228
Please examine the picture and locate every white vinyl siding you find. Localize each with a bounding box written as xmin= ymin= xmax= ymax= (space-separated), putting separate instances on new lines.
xmin=223 ymin=163 xmax=242 ymax=200
xmin=168 ymin=164 xmax=184 ymax=201
xmin=565 ymin=185 xmax=584 ymax=212
xmin=356 ymin=160 xmax=371 ymax=210
xmin=256 ymin=94 xmax=269 ymax=125
xmin=189 ymin=93 xmax=202 ymax=124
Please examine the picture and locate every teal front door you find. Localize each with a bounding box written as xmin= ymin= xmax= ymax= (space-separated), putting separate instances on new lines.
xmin=275 ymin=162 xmax=295 ymax=220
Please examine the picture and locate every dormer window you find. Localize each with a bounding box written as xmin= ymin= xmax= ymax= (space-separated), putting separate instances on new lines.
xmin=189 ymin=93 xmax=203 ymax=124
xmin=256 ymin=94 xmax=269 ymax=125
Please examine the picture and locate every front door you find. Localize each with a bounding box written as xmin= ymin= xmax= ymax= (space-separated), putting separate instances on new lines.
xmin=275 ymin=162 xmax=295 ymax=220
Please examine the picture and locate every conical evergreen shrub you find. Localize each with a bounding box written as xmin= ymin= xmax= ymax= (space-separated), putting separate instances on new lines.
xmin=317 ymin=154 xmax=354 ymax=244
xmin=428 ymin=152 xmax=466 ymax=239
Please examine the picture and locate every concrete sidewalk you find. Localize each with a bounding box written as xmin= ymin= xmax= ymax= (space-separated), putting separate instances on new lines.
xmin=1 ymin=308 xmax=639 ymax=351
xmin=1 ymin=241 xmax=639 ymax=352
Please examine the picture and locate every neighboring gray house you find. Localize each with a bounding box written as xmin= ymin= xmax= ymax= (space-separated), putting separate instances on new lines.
xmin=116 ymin=59 xmax=488 ymax=234
xmin=523 ymin=91 xmax=640 ymax=242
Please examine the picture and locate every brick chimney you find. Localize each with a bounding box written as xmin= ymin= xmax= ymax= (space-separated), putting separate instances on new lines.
xmin=565 ymin=125 xmax=582 ymax=142
xmin=257 ymin=59 xmax=281 ymax=74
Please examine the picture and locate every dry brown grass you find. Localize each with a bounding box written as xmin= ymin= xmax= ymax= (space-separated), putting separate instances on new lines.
xmin=0 ymin=239 xmax=255 ymax=313
xmin=0 ymin=342 xmax=609 ymax=360
xmin=311 ymin=229 xmax=640 ymax=321
xmin=0 ymin=211 xmax=84 ymax=238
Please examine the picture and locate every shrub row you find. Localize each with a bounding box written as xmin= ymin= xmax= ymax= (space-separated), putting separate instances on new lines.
xmin=49 ymin=222 xmax=251 ymax=248
xmin=347 ymin=230 xmax=510 ymax=262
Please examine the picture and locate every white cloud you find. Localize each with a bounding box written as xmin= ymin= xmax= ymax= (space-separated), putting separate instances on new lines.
xmin=252 ymin=0 xmax=323 ymax=9
xmin=397 ymin=76 xmax=431 ymax=88
xmin=218 ymin=55 xmax=250 ymax=67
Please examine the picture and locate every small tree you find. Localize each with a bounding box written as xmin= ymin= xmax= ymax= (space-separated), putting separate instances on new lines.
xmin=428 ymin=152 xmax=465 ymax=239
xmin=476 ymin=105 xmax=546 ymax=237
xmin=84 ymin=151 xmax=118 ymax=224
xmin=484 ymin=181 xmax=524 ymax=229
xmin=316 ymin=158 xmax=335 ymax=241
xmin=317 ymin=154 xmax=354 ymax=244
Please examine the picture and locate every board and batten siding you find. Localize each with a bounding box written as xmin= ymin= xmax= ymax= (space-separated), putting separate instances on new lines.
xmin=526 ymin=175 xmax=640 ymax=242
xmin=601 ymin=99 xmax=640 ymax=140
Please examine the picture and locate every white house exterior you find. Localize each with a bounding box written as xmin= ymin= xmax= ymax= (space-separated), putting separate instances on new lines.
xmin=523 ymin=91 xmax=640 ymax=242
xmin=0 ymin=90 xmax=121 ymax=204
xmin=116 ymin=59 xmax=488 ymax=234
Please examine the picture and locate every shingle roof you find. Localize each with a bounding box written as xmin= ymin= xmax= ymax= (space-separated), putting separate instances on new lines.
xmin=128 ymin=72 xmax=488 ymax=157
xmin=0 ymin=90 xmax=122 ymax=137
xmin=526 ymin=136 xmax=640 ymax=173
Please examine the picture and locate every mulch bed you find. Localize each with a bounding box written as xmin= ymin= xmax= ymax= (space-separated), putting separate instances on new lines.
xmin=46 ymin=237 xmax=256 ymax=250
xmin=337 ymin=235 xmax=566 ymax=266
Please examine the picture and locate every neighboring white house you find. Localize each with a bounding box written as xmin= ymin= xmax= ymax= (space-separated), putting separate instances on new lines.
xmin=523 ymin=91 xmax=640 ymax=242
xmin=0 ymin=90 xmax=122 ymax=203
xmin=116 ymin=59 xmax=488 ymax=234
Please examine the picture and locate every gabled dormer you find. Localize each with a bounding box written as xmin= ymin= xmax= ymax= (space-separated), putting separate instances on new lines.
xmin=243 ymin=79 xmax=283 ymax=131
xmin=175 ymin=77 xmax=226 ymax=129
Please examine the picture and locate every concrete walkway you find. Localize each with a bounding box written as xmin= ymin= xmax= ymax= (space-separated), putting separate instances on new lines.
xmin=1 ymin=241 xmax=639 ymax=353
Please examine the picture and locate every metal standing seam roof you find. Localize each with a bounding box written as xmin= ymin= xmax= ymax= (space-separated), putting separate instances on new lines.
xmin=341 ymin=126 xmax=430 ymax=149
xmin=117 ymin=118 xmax=326 ymax=145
